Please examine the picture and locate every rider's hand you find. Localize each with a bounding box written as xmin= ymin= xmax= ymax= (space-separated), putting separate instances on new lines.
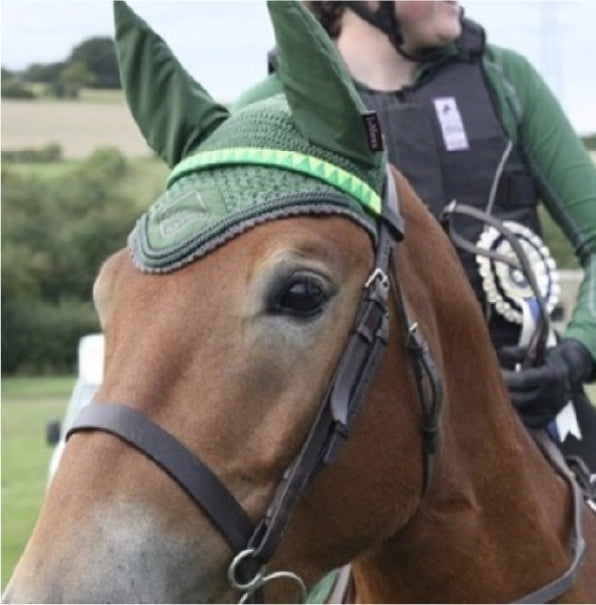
xmin=500 ymin=338 xmax=595 ymax=428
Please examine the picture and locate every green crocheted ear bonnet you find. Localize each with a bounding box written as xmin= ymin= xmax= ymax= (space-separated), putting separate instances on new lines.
xmin=115 ymin=1 xmax=386 ymax=273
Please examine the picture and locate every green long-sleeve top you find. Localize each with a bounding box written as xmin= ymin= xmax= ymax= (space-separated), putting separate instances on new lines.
xmin=482 ymin=45 xmax=596 ymax=361
xmin=235 ymin=44 xmax=596 ymax=362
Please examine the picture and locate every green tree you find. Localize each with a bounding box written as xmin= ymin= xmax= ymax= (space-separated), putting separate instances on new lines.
xmin=1 ymin=67 xmax=36 ymax=99
xmin=1 ymin=149 xmax=139 ymax=374
xmin=1 ymin=67 xmax=17 ymax=81
xmin=53 ymin=61 xmax=95 ymax=98
xmin=69 ymin=37 xmax=120 ymax=89
xmin=23 ymin=61 xmax=65 ymax=84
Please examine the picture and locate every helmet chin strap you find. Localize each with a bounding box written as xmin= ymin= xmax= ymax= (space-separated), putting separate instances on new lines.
xmin=343 ymin=1 xmax=417 ymax=61
xmin=342 ymin=1 xmax=456 ymax=64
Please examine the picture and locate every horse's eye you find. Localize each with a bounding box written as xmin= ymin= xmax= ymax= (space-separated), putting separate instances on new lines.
xmin=273 ymin=278 xmax=328 ymax=318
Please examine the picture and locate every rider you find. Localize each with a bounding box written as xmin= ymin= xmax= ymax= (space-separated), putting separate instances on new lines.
xmin=240 ymin=1 xmax=596 ymax=475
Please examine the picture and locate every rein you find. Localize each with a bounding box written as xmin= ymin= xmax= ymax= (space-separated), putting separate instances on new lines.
xmin=441 ymin=201 xmax=590 ymax=605
xmin=514 ymin=430 xmax=587 ymax=605
xmin=441 ymin=201 xmax=552 ymax=366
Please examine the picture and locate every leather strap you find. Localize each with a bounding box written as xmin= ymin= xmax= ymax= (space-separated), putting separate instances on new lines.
xmin=247 ymin=170 xmax=402 ymax=565
xmin=389 ymin=267 xmax=443 ymax=494
xmin=381 ymin=169 xmax=443 ymax=494
xmin=440 ymin=201 xmax=551 ymax=367
xmin=66 ymin=403 xmax=255 ymax=554
xmin=514 ymin=430 xmax=587 ymax=604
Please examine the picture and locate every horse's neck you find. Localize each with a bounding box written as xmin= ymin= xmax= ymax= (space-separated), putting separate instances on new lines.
xmin=354 ymin=323 xmax=576 ymax=602
xmin=353 ymin=188 xmax=579 ymax=601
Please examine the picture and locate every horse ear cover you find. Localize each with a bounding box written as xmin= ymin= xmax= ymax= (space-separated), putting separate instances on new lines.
xmin=113 ymin=1 xmax=230 ymax=168
xmin=115 ymin=1 xmax=388 ymax=273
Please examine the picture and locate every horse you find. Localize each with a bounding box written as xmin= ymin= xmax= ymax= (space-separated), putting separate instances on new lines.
xmin=4 ymin=2 xmax=595 ymax=603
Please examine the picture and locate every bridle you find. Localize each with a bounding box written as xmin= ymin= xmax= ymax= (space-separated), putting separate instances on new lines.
xmin=66 ymin=167 xmax=444 ymax=602
xmin=64 ymin=174 xmax=590 ymax=604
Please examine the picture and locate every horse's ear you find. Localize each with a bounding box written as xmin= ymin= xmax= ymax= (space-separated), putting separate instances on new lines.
xmin=267 ymin=1 xmax=378 ymax=168
xmin=113 ymin=1 xmax=229 ymax=167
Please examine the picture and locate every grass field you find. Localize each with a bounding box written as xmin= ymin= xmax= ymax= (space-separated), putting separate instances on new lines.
xmin=2 ymin=97 xmax=151 ymax=159
xmin=1 ymin=376 xmax=74 ymax=590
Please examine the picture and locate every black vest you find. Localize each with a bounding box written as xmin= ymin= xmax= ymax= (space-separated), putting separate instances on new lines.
xmin=357 ymin=19 xmax=540 ymax=348
xmin=268 ymin=20 xmax=540 ymax=347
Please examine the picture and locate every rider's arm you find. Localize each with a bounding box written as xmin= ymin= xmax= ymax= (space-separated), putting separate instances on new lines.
xmin=485 ymin=45 xmax=596 ymax=363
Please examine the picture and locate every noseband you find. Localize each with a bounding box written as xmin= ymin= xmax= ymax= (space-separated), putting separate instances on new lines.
xmin=66 ymin=169 xmax=444 ymax=601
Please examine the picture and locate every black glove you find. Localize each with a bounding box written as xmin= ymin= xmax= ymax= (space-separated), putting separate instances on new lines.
xmin=500 ymin=338 xmax=595 ymax=428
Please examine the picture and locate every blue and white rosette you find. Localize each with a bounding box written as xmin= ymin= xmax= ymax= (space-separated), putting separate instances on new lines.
xmin=476 ymin=221 xmax=580 ymax=442
xmin=476 ymin=221 xmax=560 ymax=329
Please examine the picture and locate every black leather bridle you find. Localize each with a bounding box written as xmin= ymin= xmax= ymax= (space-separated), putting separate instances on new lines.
xmin=65 ymin=174 xmax=590 ymax=603
xmin=66 ymin=168 xmax=444 ymax=601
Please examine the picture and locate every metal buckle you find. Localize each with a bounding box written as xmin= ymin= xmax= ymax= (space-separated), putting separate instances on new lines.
xmin=364 ymin=267 xmax=389 ymax=290
xmin=228 ymin=548 xmax=308 ymax=604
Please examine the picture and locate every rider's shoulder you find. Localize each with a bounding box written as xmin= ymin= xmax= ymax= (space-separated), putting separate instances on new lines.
xmin=232 ymin=74 xmax=283 ymax=111
xmin=483 ymin=44 xmax=542 ymax=85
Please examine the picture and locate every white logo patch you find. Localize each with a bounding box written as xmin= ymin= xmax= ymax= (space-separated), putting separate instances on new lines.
xmin=433 ymin=97 xmax=469 ymax=151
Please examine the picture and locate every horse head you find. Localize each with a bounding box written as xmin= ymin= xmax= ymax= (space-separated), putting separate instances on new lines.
xmin=4 ymin=2 xmax=596 ymax=603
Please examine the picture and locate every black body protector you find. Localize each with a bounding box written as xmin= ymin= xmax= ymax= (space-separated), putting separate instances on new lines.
xmin=356 ymin=18 xmax=541 ymax=350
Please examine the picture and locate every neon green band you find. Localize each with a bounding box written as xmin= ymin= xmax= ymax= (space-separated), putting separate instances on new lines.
xmin=167 ymin=147 xmax=381 ymax=216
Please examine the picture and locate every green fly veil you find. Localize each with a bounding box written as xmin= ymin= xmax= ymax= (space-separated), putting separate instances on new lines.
xmin=113 ymin=1 xmax=387 ymax=272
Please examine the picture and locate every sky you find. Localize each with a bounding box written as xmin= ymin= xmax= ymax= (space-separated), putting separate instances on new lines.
xmin=1 ymin=1 xmax=596 ymax=135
